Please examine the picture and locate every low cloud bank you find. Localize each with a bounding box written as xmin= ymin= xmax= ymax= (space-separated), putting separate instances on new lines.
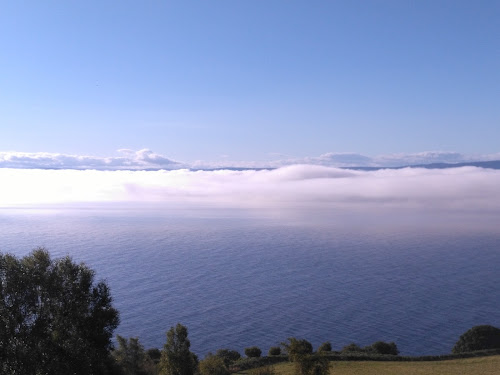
xmin=1 ymin=166 xmax=499 ymax=217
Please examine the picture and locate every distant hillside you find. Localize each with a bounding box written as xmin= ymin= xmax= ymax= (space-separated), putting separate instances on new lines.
xmin=349 ymin=160 xmax=500 ymax=171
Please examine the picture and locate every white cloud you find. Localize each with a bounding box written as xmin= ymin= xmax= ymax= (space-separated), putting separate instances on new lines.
xmin=1 ymin=166 xmax=499 ymax=219
xmin=0 ymin=149 xmax=183 ymax=170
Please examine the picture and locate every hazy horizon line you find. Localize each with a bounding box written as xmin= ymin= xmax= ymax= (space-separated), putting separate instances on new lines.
xmin=1 ymin=149 xmax=500 ymax=171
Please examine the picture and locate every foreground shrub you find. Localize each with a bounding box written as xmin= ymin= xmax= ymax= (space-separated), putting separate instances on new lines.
xmin=245 ymin=346 xmax=262 ymax=358
xmin=341 ymin=343 xmax=364 ymax=353
xmin=199 ymin=355 xmax=230 ymax=375
xmin=317 ymin=342 xmax=332 ymax=353
xmin=215 ymin=349 xmax=241 ymax=366
xmin=452 ymin=325 xmax=500 ymax=353
xmin=113 ymin=336 xmax=157 ymax=375
xmin=282 ymin=338 xmax=328 ymax=375
xmin=233 ymin=355 xmax=288 ymax=370
xmin=366 ymin=341 xmax=399 ymax=355
xmin=268 ymin=346 xmax=281 ymax=356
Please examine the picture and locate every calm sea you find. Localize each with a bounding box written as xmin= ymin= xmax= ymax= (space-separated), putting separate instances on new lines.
xmin=0 ymin=207 xmax=499 ymax=357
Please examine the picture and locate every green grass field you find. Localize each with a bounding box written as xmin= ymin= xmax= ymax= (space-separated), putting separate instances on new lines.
xmin=241 ymin=355 xmax=500 ymax=375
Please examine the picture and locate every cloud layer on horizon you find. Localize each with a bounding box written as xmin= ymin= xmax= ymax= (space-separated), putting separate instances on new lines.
xmin=1 ymin=150 xmax=500 ymax=171
xmin=0 ymin=149 xmax=184 ymax=170
xmin=1 ymin=166 xmax=500 ymax=221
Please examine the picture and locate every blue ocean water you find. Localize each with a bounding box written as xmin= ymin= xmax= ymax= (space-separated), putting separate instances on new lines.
xmin=0 ymin=208 xmax=499 ymax=357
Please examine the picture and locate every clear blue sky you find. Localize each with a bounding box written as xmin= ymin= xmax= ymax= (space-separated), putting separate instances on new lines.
xmin=1 ymin=1 xmax=498 ymax=163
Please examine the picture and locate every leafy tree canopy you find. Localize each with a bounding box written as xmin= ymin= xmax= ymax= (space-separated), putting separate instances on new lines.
xmin=452 ymin=325 xmax=500 ymax=353
xmin=365 ymin=341 xmax=399 ymax=355
xmin=160 ymin=323 xmax=198 ymax=375
xmin=268 ymin=346 xmax=281 ymax=356
xmin=113 ymin=335 xmax=157 ymax=375
xmin=199 ymin=354 xmax=230 ymax=375
xmin=281 ymin=338 xmax=328 ymax=375
xmin=244 ymin=346 xmax=262 ymax=358
xmin=317 ymin=342 xmax=332 ymax=353
xmin=281 ymin=338 xmax=313 ymax=362
xmin=0 ymin=248 xmax=119 ymax=375
xmin=215 ymin=348 xmax=241 ymax=366
xmin=341 ymin=343 xmax=363 ymax=353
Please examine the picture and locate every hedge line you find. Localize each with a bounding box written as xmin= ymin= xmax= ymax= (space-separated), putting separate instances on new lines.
xmin=232 ymin=348 xmax=500 ymax=370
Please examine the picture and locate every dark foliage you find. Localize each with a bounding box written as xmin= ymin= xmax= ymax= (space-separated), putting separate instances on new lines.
xmin=233 ymin=355 xmax=288 ymax=371
xmin=147 ymin=348 xmax=162 ymax=363
xmin=268 ymin=346 xmax=281 ymax=356
xmin=341 ymin=343 xmax=364 ymax=353
xmin=215 ymin=348 xmax=241 ymax=366
xmin=281 ymin=338 xmax=313 ymax=360
xmin=245 ymin=346 xmax=262 ymax=358
xmin=0 ymin=249 xmax=119 ymax=375
xmin=113 ymin=335 xmax=157 ymax=375
xmin=159 ymin=323 xmax=197 ymax=375
xmin=365 ymin=341 xmax=399 ymax=355
xmin=452 ymin=325 xmax=500 ymax=353
xmin=199 ymin=354 xmax=230 ymax=375
xmin=282 ymin=338 xmax=328 ymax=375
xmin=317 ymin=342 xmax=332 ymax=353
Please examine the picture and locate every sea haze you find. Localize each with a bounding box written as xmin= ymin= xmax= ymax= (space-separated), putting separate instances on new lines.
xmin=0 ymin=207 xmax=499 ymax=356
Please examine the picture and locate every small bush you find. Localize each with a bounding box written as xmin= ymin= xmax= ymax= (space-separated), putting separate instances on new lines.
xmin=282 ymin=338 xmax=313 ymax=360
xmin=317 ymin=342 xmax=332 ymax=353
xmin=366 ymin=341 xmax=399 ymax=355
xmin=268 ymin=347 xmax=281 ymax=356
xmin=199 ymin=355 xmax=230 ymax=375
xmin=215 ymin=349 xmax=241 ymax=366
xmin=245 ymin=346 xmax=262 ymax=358
xmin=341 ymin=343 xmax=364 ymax=353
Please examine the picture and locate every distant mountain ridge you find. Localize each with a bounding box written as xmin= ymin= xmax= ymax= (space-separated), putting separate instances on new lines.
xmin=349 ymin=160 xmax=500 ymax=171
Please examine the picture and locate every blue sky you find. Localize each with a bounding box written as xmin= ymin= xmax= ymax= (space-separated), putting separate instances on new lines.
xmin=1 ymin=1 xmax=498 ymax=165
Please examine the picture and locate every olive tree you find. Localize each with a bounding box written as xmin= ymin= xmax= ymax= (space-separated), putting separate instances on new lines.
xmin=0 ymin=248 xmax=120 ymax=375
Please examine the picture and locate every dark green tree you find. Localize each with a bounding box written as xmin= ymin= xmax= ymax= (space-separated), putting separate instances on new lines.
xmin=159 ymin=323 xmax=197 ymax=375
xmin=365 ymin=341 xmax=399 ymax=355
xmin=113 ymin=335 xmax=157 ymax=375
xmin=199 ymin=354 xmax=230 ymax=375
xmin=317 ymin=342 xmax=332 ymax=353
xmin=215 ymin=348 xmax=240 ymax=366
xmin=147 ymin=348 xmax=162 ymax=364
xmin=282 ymin=338 xmax=328 ymax=375
xmin=244 ymin=346 xmax=262 ymax=358
xmin=452 ymin=325 xmax=500 ymax=353
xmin=341 ymin=343 xmax=363 ymax=353
xmin=0 ymin=248 xmax=119 ymax=375
xmin=268 ymin=346 xmax=281 ymax=356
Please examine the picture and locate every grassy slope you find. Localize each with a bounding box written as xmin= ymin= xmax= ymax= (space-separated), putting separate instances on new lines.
xmin=265 ymin=355 xmax=500 ymax=375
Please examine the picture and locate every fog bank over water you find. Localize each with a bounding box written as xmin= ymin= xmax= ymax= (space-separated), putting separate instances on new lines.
xmin=1 ymin=165 xmax=500 ymax=212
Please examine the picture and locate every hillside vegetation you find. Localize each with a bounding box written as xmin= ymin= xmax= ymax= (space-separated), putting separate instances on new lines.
xmin=239 ymin=356 xmax=500 ymax=375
